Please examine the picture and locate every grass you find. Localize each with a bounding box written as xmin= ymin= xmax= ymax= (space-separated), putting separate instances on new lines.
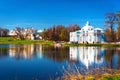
xmin=0 ymin=37 xmax=54 ymax=45
xmin=103 ymin=74 xmax=120 ymax=80
xmin=63 ymin=43 xmax=120 ymax=47
xmin=1 ymin=37 xmax=120 ymax=47
xmin=57 ymin=65 xmax=120 ymax=80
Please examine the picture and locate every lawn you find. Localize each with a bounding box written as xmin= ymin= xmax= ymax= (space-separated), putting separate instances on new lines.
xmin=1 ymin=37 xmax=120 ymax=47
xmin=0 ymin=37 xmax=53 ymax=45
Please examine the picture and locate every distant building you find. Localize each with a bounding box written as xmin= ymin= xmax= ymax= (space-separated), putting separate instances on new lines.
xmin=8 ymin=28 xmax=43 ymax=40
xmin=35 ymin=30 xmax=43 ymax=40
xmin=9 ymin=30 xmax=17 ymax=36
xmin=70 ymin=21 xmax=105 ymax=43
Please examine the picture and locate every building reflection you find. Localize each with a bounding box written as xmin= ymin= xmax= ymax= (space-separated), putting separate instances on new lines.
xmin=36 ymin=44 xmax=43 ymax=58
xmin=69 ymin=47 xmax=105 ymax=69
xmin=0 ymin=44 xmax=120 ymax=69
xmin=9 ymin=44 xmax=42 ymax=59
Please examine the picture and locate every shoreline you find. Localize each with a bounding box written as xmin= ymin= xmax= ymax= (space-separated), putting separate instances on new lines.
xmin=1 ymin=37 xmax=120 ymax=47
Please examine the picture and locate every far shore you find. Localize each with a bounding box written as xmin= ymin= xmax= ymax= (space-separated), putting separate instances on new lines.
xmin=1 ymin=37 xmax=120 ymax=47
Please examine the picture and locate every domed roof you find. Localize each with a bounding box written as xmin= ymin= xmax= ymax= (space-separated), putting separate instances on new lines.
xmin=81 ymin=21 xmax=94 ymax=31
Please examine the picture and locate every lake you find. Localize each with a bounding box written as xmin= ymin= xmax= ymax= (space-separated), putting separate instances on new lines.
xmin=0 ymin=44 xmax=120 ymax=80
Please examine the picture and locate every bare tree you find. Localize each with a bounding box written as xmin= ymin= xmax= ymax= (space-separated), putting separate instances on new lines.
xmin=0 ymin=27 xmax=9 ymax=37
xmin=67 ymin=24 xmax=81 ymax=33
xmin=116 ymin=11 xmax=120 ymax=26
xmin=105 ymin=13 xmax=118 ymax=42
xmin=14 ymin=27 xmax=25 ymax=40
xmin=14 ymin=27 xmax=35 ymax=40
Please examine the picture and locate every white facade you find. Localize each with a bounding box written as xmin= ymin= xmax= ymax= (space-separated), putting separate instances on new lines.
xmin=70 ymin=21 xmax=105 ymax=43
xmin=9 ymin=30 xmax=17 ymax=36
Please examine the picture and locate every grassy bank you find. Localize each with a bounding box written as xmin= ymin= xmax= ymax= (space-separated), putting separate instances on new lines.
xmin=60 ymin=73 xmax=120 ymax=80
xmin=1 ymin=37 xmax=120 ymax=47
xmin=63 ymin=43 xmax=120 ymax=47
xmin=0 ymin=37 xmax=54 ymax=45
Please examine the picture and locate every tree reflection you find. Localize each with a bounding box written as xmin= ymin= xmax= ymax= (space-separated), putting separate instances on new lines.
xmin=0 ymin=48 xmax=9 ymax=58
xmin=42 ymin=45 xmax=69 ymax=62
xmin=104 ymin=48 xmax=116 ymax=68
xmin=0 ymin=44 xmax=120 ymax=69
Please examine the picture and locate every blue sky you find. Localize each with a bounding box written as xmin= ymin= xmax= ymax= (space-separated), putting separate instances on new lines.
xmin=0 ymin=0 xmax=120 ymax=30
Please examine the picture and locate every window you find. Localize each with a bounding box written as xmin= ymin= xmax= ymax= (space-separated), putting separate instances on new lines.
xmin=86 ymin=33 xmax=88 ymax=36
xmin=77 ymin=32 xmax=80 ymax=34
xmin=89 ymin=35 xmax=92 ymax=41
xmin=86 ymin=31 xmax=88 ymax=36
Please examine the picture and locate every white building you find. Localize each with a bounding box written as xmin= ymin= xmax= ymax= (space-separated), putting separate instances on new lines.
xmin=9 ymin=30 xmax=17 ymax=36
xmin=70 ymin=21 xmax=105 ymax=43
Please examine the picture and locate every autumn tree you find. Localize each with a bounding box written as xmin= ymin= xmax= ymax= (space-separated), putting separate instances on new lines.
xmin=116 ymin=26 xmax=120 ymax=41
xmin=41 ymin=28 xmax=48 ymax=40
xmin=45 ymin=25 xmax=67 ymax=41
xmin=67 ymin=24 xmax=80 ymax=33
xmin=105 ymin=13 xmax=117 ymax=42
xmin=116 ymin=11 xmax=120 ymax=26
xmin=59 ymin=27 xmax=68 ymax=41
xmin=105 ymin=28 xmax=115 ymax=42
xmin=41 ymin=24 xmax=80 ymax=41
xmin=116 ymin=12 xmax=120 ymax=41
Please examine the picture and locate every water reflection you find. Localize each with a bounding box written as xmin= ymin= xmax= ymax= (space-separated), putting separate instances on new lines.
xmin=0 ymin=48 xmax=9 ymax=58
xmin=42 ymin=46 xmax=69 ymax=62
xmin=69 ymin=47 xmax=120 ymax=69
xmin=9 ymin=44 xmax=42 ymax=59
xmin=0 ymin=44 xmax=120 ymax=80
xmin=0 ymin=44 xmax=120 ymax=69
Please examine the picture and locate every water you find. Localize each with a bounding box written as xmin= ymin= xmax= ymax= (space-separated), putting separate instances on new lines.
xmin=0 ymin=44 xmax=120 ymax=80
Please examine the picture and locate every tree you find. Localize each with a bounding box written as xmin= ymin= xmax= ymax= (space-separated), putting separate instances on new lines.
xmin=41 ymin=24 xmax=80 ymax=41
xmin=105 ymin=13 xmax=117 ymax=42
xmin=116 ymin=26 xmax=120 ymax=41
xmin=14 ymin=27 xmax=35 ymax=40
xmin=41 ymin=28 xmax=47 ymax=40
xmin=0 ymin=27 xmax=9 ymax=37
xmin=105 ymin=28 xmax=115 ymax=42
xmin=3 ymin=29 xmax=9 ymax=36
xmin=14 ymin=27 xmax=25 ymax=40
xmin=59 ymin=27 xmax=68 ymax=41
xmin=116 ymin=11 xmax=120 ymax=26
xmin=67 ymin=24 xmax=81 ymax=33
